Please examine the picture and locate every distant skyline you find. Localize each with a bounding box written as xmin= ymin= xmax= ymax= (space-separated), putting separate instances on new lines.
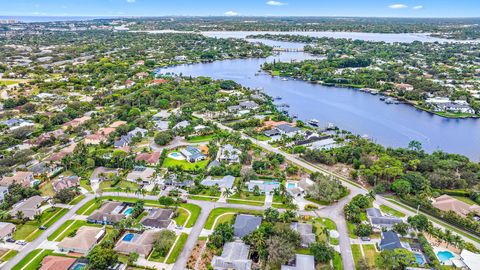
xmin=0 ymin=0 xmax=479 ymax=18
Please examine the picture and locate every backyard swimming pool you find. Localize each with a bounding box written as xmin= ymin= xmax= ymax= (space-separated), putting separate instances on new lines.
xmin=287 ymin=182 xmax=296 ymax=189
xmin=71 ymin=263 xmax=86 ymax=270
xmin=436 ymin=250 xmax=455 ymax=263
xmin=122 ymin=233 xmax=135 ymax=242
xmin=123 ymin=207 xmax=134 ymax=215
xmin=414 ymin=253 xmax=425 ymax=265
xmin=168 ymin=151 xmax=185 ymax=160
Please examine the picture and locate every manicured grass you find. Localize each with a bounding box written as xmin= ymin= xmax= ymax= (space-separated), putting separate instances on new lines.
xmin=188 ymin=195 xmax=218 ymax=202
xmin=80 ymin=179 xmax=93 ymax=192
xmin=179 ymin=203 xmax=201 ymax=228
xmin=296 ymin=248 xmax=312 ymax=255
xmin=362 ymin=244 xmax=378 ymax=268
xmin=323 ymin=218 xmax=337 ymax=230
xmin=13 ymin=208 xmax=68 ymax=241
xmin=12 ymin=249 xmax=53 ymax=270
xmin=173 ymin=207 xmax=189 ymax=227
xmin=333 ymin=252 xmax=343 ymax=270
xmin=304 ymin=196 xmax=330 ymax=206
xmin=226 ymin=199 xmax=264 ymax=206
xmin=75 ymin=199 xmax=101 ymax=215
xmin=0 ymin=249 xmax=18 ymax=262
xmin=213 ymin=213 xmax=235 ymax=229
xmin=163 ymin=158 xmax=209 ymax=171
xmin=351 ymin=244 xmax=364 ymax=270
xmin=69 ymin=194 xmax=86 ymax=205
xmin=205 ymin=208 xmax=262 ymax=230
xmin=452 ymin=196 xmax=478 ymax=206
xmin=165 ymin=233 xmax=188 ymax=264
xmin=100 ymin=180 xmax=139 ymax=192
xmin=39 ymin=182 xmax=55 ymax=197
xmin=47 ymin=220 xmax=102 ymax=241
xmin=229 ymin=192 xmax=265 ymax=201
xmin=253 ymin=134 xmax=271 ymax=141
xmin=330 ymin=237 xmax=339 ymax=245
xmin=360 ymin=212 xmax=368 ymax=221
xmin=347 ymin=221 xmax=357 ymax=238
xmin=380 ymin=204 xmax=406 ymax=218
xmin=187 ymin=134 xmax=216 ymax=143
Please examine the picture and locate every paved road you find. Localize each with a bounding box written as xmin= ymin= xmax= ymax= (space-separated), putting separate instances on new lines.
xmin=1 ymin=194 xmax=94 ymax=269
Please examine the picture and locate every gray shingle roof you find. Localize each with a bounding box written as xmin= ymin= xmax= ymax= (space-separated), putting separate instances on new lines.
xmin=211 ymin=241 xmax=252 ymax=270
xmin=234 ymin=215 xmax=262 ymax=238
xmin=379 ymin=231 xmax=403 ymax=251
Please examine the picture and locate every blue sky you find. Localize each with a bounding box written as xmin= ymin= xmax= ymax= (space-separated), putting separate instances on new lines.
xmin=0 ymin=0 xmax=478 ymax=18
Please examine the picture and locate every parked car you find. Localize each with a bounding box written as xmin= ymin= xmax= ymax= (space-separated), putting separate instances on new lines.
xmin=361 ymin=236 xmax=371 ymax=241
xmin=6 ymin=238 xmax=15 ymax=243
xmin=16 ymin=240 xmax=27 ymax=245
xmin=39 ymin=225 xmax=47 ymax=230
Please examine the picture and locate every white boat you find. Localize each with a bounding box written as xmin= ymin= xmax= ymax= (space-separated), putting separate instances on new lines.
xmin=281 ymin=78 xmax=288 ymax=81
xmin=308 ymin=119 xmax=320 ymax=126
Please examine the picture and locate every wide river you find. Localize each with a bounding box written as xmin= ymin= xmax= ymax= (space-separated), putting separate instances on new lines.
xmin=162 ymin=32 xmax=480 ymax=160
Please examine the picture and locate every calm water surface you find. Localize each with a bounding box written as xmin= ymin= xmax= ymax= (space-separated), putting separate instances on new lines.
xmin=162 ymin=36 xmax=480 ymax=160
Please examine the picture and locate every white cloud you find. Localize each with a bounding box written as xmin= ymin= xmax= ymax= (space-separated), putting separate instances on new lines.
xmin=266 ymin=1 xmax=287 ymax=6
xmin=412 ymin=5 xmax=423 ymax=10
xmin=389 ymin=3 xmax=408 ymax=9
xmin=224 ymin=11 xmax=239 ymax=16
xmin=126 ymin=0 xmax=136 ymax=3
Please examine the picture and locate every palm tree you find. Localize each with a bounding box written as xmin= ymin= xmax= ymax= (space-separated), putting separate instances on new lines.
xmin=224 ymin=188 xmax=233 ymax=198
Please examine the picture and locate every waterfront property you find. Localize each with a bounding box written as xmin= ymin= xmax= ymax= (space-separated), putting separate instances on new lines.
xmin=234 ymin=214 xmax=262 ymax=238
xmin=57 ymin=226 xmax=105 ymax=254
xmin=211 ymin=240 xmax=252 ymax=270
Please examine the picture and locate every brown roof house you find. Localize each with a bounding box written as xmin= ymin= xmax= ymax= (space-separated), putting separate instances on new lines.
xmin=0 ymin=222 xmax=16 ymax=240
xmin=126 ymin=167 xmax=156 ymax=185
xmin=90 ymin=167 xmax=119 ymax=184
xmin=432 ymin=194 xmax=480 ymax=217
xmin=52 ymin=176 xmax=80 ymax=192
xmin=9 ymin=195 xmax=45 ymax=220
xmin=140 ymin=208 xmax=173 ymax=229
xmin=39 ymin=256 xmax=76 ymax=270
xmin=62 ymin=116 xmax=91 ymax=129
xmin=58 ymin=226 xmax=105 ymax=254
xmin=0 ymin=171 xmax=36 ymax=188
xmin=87 ymin=201 xmax=129 ymax=225
xmin=135 ymin=152 xmax=160 ymax=165
xmin=114 ymin=230 xmax=158 ymax=257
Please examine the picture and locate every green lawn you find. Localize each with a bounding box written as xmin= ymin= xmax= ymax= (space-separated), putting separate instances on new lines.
xmin=39 ymin=182 xmax=55 ymax=197
xmin=179 ymin=203 xmax=201 ymax=228
xmin=204 ymin=208 xmax=262 ymax=229
xmin=80 ymin=179 xmax=93 ymax=192
xmin=12 ymin=249 xmax=53 ymax=270
xmin=100 ymin=180 xmax=139 ymax=192
xmin=47 ymin=220 xmax=102 ymax=241
xmin=333 ymin=252 xmax=343 ymax=270
xmin=380 ymin=204 xmax=406 ymax=218
xmin=187 ymin=134 xmax=216 ymax=143
xmin=213 ymin=213 xmax=236 ymax=229
xmin=347 ymin=221 xmax=357 ymax=238
xmin=188 ymin=195 xmax=218 ymax=202
xmin=0 ymin=250 xmax=18 ymax=262
xmin=69 ymin=194 xmax=86 ymax=205
xmin=351 ymin=244 xmax=364 ymax=270
xmin=0 ymin=79 xmax=21 ymax=86
xmin=165 ymin=233 xmax=188 ymax=264
xmin=13 ymin=208 xmax=68 ymax=241
xmin=229 ymin=192 xmax=265 ymax=201
xmin=362 ymin=244 xmax=378 ymax=268
xmin=226 ymin=199 xmax=264 ymax=206
xmin=330 ymin=237 xmax=339 ymax=245
xmin=452 ymin=196 xmax=478 ymax=206
xmin=75 ymin=199 xmax=102 ymax=215
xmin=163 ymin=158 xmax=209 ymax=171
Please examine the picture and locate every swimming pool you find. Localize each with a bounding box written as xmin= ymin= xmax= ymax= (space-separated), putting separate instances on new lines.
xmin=436 ymin=250 xmax=455 ymax=263
xmin=168 ymin=151 xmax=185 ymax=160
xmin=414 ymin=253 xmax=425 ymax=265
xmin=287 ymin=183 xmax=296 ymax=189
xmin=123 ymin=207 xmax=134 ymax=215
xmin=122 ymin=233 xmax=135 ymax=242
xmin=71 ymin=263 xmax=86 ymax=270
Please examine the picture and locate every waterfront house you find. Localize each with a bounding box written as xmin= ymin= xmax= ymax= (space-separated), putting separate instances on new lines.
xmin=239 ymin=101 xmax=259 ymax=110
xmin=211 ymin=241 xmax=252 ymax=270
xmin=58 ymin=226 xmax=105 ymax=254
xmin=234 ymin=214 xmax=262 ymax=238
